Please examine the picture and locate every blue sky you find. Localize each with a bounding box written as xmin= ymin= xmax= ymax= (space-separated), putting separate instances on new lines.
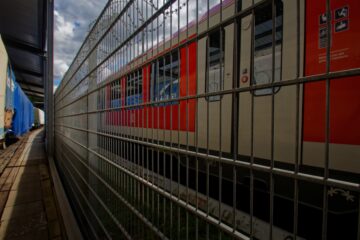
xmin=54 ymin=0 xmax=107 ymax=91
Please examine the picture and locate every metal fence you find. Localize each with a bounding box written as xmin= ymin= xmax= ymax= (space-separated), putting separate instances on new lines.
xmin=54 ymin=0 xmax=360 ymax=239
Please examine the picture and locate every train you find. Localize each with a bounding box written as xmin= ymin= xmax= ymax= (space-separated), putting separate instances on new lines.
xmin=0 ymin=35 xmax=42 ymax=149
xmin=100 ymin=0 xmax=360 ymax=177
xmin=33 ymin=107 xmax=45 ymax=128
xmin=55 ymin=0 xmax=360 ymax=239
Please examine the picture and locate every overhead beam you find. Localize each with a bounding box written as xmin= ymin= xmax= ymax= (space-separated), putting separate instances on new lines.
xmin=17 ymin=77 xmax=43 ymax=85
xmin=16 ymin=79 xmax=43 ymax=89
xmin=21 ymin=88 xmax=44 ymax=95
xmin=23 ymin=90 xmax=44 ymax=98
xmin=12 ymin=65 xmax=43 ymax=78
xmin=1 ymin=34 xmax=46 ymax=56
xmin=28 ymin=94 xmax=44 ymax=100
xmin=18 ymin=83 xmax=44 ymax=92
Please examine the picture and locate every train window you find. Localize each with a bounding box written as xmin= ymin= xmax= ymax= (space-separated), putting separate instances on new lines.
xmin=170 ymin=51 xmax=179 ymax=99
xmin=252 ymin=0 xmax=283 ymax=96
xmin=152 ymin=51 xmax=179 ymax=103
xmin=126 ymin=70 xmax=143 ymax=106
xmin=110 ymin=79 xmax=122 ymax=108
xmin=206 ymin=30 xmax=224 ymax=101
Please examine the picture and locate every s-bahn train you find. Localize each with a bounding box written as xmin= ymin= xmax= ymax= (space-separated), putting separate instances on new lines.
xmin=94 ymin=0 xmax=360 ymax=239
xmin=0 ymin=35 xmax=36 ymax=148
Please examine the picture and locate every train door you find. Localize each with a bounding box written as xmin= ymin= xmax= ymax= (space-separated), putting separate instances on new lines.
xmin=238 ymin=0 xmax=304 ymax=166
xmin=196 ymin=24 xmax=234 ymax=154
xmin=236 ymin=0 xmax=306 ymax=239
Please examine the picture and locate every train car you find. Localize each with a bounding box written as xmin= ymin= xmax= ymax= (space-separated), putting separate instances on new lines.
xmin=0 ymin=35 xmax=34 ymax=148
xmin=54 ymin=0 xmax=359 ymax=239
xmin=33 ymin=107 xmax=44 ymax=128
xmin=0 ymin=35 xmax=15 ymax=148
xmin=12 ymin=80 xmax=34 ymax=137
xmin=0 ymin=35 xmax=7 ymax=149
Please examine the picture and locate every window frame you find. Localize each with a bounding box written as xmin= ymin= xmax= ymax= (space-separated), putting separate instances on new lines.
xmin=151 ymin=50 xmax=180 ymax=105
xmin=251 ymin=0 xmax=284 ymax=97
xmin=205 ymin=28 xmax=225 ymax=102
xmin=126 ymin=69 xmax=143 ymax=107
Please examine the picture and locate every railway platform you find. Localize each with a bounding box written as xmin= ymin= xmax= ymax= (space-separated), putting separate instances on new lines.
xmin=0 ymin=129 xmax=63 ymax=240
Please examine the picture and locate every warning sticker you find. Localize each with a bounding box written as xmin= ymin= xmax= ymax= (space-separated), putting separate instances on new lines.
xmin=335 ymin=6 xmax=349 ymax=20
xmin=335 ymin=19 xmax=349 ymax=33
xmin=319 ymin=13 xmax=329 ymax=25
xmin=319 ymin=27 xmax=330 ymax=49
xmin=306 ymin=0 xmax=360 ymax=74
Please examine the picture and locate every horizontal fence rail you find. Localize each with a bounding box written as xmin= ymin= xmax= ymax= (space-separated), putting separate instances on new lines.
xmin=55 ymin=0 xmax=360 ymax=239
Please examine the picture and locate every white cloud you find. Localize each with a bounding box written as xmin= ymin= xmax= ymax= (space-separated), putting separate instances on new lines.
xmin=54 ymin=58 xmax=69 ymax=79
xmin=54 ymin=0 xmax=107 ymax=82
xmin=53 ymin=84 xmax=58 ymax=93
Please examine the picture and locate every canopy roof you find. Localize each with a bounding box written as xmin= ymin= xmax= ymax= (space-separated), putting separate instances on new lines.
xmin=0 ymin=0 xmax=48 ymax=108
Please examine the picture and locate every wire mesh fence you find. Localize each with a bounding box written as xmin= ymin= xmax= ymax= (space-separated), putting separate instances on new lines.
xmin=54 ymin=0 xmax=360 ymax=239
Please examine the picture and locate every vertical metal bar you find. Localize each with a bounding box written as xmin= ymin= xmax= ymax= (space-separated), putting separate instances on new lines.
xmin=293 ymin=0 xmax=301 ymax=236
xmin=250 ymin=0 xmax=255 ymax=237
xmin=141 ymin=1 xmax=145 ymax=201
xmin=158 ymin=0 xmax=167 ymax=234
xmin=231 ymin=5 xmax=240 ymax=233
xmin=141 ymin=56 xmax=145 ymax=226
xmin=154 ymin=56 xmax=159 ymax=228
xmin=205 ymin=15 xmax=210 ymax=240
xmin=127 ymin=77 xmax=130 ymax=222
xmin=218 ymin=24 xmax=223 ymax=216
xmin=177 ymin=0 xmax=180 ymax=45
xmin=46 ymin=0 xmax=54 ymax=157
xmin=121 ymin=80 xmax=125 ymax=209
xmin=146 ymin=57 xmax=151 ymax=236
xmin=207 ymin=0 xmax=209 ymax=31
xmin=322 ymin=0 xmax=331 ymax=239
xmin=357 ymin=197 xmax=360 ymax=240
xmin=148 ymin=0 xmax=153 ymax=201
xmin=107 ymin=80 xmax=109 ymax=162
xmin=131 ymin=73 xmax=135 ymax=210
xmin=137 ymin=70 xmax=140 ymax=216
xmin=166 ymin=4 xmax=174 ymax=238
xmin=269 ymin=0 xmax=276 ymax=238
xmin=218 ymin=21 xmax=223 ymax=240
xmin=158 ymin=62 xmax=162 ymax=230
xmin=111 ymin=82 xmax=114 ymax=190
xmin=195 ymin=1 xmax=199 ymax=239
xmin=177 ymin=1 xmax=183 ymax=237
xmin=185 ymin=43 xmax=190 ymax=240
xmin=151 ymin=1 xmax=155 ymax=58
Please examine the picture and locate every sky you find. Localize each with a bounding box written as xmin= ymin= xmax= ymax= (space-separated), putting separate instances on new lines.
xmin=54 ymin=0 xmax=107 ymax=91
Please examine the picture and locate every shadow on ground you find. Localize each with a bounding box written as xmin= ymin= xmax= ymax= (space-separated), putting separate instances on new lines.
xmin=0 ymin=130 xmax=62 ymax=240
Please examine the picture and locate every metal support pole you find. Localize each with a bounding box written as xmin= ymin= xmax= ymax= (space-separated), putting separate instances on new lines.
xmin=46 ymin=0 xmax=54 ymax=157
